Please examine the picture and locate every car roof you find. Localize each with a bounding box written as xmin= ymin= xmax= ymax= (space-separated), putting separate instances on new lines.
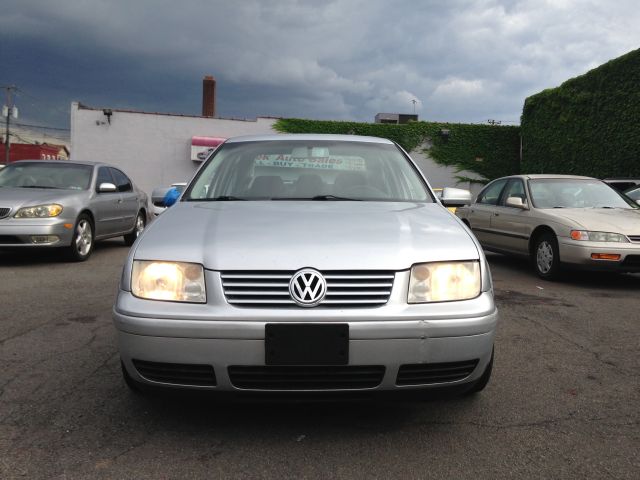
xmin=8 ymin=160 xmax=125 ymax=169
xmin=500 ymin=174 xmax=597 ymax=181
xmin=603 ymin=177 xmax=640 ymax=181
xmin=10 ymin=159 xmax=100 ymax=167
xmin=225 ymin=134 xmax=394 ymax=144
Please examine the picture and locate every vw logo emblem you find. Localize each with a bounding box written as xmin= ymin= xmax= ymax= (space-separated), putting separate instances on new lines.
xmin=289 ymin=268 xmax=327 ymax=307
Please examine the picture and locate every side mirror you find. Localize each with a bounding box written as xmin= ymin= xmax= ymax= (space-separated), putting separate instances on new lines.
xmin=441 ymin=187 xmax=472 ymax=207
xmin=98 ymin=182 xmax=117 ymax=193
xmin=636 ymin=199 xmax=640 ymax=206
xmin=151 ymin=187 xmax=171 ymax=206
xmin=505 ymin=196 xmax=528 ymax=209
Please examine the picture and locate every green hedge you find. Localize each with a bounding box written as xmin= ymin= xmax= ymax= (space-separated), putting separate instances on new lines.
xmin=274 ymin=119 xmax=521 ymax=182
xmin=521 ymin=48 xmax=640 ymax=176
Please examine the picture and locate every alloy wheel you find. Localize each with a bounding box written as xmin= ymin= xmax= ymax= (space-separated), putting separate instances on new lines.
xmin=75 ymin=219 xmax=92 ymax=256
xmin=536 ymin=241 xmax=553 ymax=274
xmin=135 ymin=214 xmax=145 ymax=238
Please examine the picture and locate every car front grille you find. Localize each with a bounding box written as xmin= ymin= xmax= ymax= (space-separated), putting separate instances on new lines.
xmin=132 ymin=359 xmax=217 ymax=386
xmin=396 ymin=360 xmax=479 ymax=386
xmin=220 ymin=270 xmax=395 ymax=308
xmin=0 ymin=207 xmax=11 ymax=219
xmin=228 ymin=365 xmax=385 ymax=390
xmin=628 ymin=235 xmax=640 ymax=243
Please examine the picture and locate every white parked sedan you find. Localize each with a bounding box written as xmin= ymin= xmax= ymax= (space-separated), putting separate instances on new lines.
xmin=456 ymin=174 xmax=640 ymax=279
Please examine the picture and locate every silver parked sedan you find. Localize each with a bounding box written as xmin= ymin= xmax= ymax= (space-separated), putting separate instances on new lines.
xmin=456 ymin=174 xmax=640 ymax=279
xmin=114 ymin=134 xmax=497 ymax=395
xmin=0 ymin=160 xmax=150 ymax=261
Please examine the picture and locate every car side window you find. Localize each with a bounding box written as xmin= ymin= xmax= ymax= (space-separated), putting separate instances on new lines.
xmin=96 ymin=167 xmax=115 ymax=192
xmin=477 ymin=179 xmax=508 ymax=205
xmin=110 ymin=168 xmax=133 ymax=192
xmin=500 ymin=179 xmax=527 ymax=206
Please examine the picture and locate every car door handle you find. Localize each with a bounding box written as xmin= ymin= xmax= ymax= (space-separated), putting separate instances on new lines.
xmin=117 ymin=199 xmax=123 ymax=204
xmin=494 ymin=212 xmax=499 ymax=216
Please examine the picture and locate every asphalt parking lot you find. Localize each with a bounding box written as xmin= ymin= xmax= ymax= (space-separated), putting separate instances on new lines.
xmin=1 ymin=241 xmax=638 ymax=479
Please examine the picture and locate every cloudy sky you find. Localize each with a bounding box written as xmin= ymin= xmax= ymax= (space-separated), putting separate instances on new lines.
xmin=1 ymin=0 xmax=639 ymax=130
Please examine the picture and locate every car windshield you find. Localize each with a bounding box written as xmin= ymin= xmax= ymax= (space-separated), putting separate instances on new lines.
xmin=185 ymin=140 xmax=432 ymax=202
xmin=529 ymin=179 xmax=638 ymax=209
xmin=0 ymin=162 xmax=93 ymax=190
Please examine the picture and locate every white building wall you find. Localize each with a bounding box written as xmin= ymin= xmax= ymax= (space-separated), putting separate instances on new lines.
xmin=409 ymin=142 xmax=485 ymax=198
xmin=70 ymin=102 xmax=278 ymax=195
xmin=70 ymin=102 xmax=485 ymax=198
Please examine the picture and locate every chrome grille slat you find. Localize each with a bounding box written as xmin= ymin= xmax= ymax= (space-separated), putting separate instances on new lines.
xmin=221 ymin=274 xmax=292 ymax=279
xmin=324 ymin=275 xmax=394 ymax=280
xmin=324 ymin=290 xmax=391 ymax=296
xmin=628 ymin=235 xmax=640 ymax=243
xmin=224 ymin=290 xmax=291 ymax=296
xmin=221 ymin=270 xmax=395 ymax=308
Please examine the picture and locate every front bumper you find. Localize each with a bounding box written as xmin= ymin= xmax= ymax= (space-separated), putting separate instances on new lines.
xmin=0 ymin=218 xmax=75 ymax=247
xmin=114 ymin=289 xmax=497 ymax=392
xmin=558 ymin=238 xmax=640 ymax=272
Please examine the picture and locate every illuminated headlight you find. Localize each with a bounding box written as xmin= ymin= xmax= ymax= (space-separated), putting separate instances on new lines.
xmin=14 ymin=204 xmax=63 ymax=218
xmin=408 ymin=261 xmax=481 ymax=303
xmin=570 ymin=230 xmax=628 ymax=243
xmin=131 ymin=261 xmax=206 ymax=303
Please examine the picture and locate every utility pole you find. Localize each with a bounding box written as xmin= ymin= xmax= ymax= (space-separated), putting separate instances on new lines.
xmin=3 ymin=85 xmax=17 ymax=165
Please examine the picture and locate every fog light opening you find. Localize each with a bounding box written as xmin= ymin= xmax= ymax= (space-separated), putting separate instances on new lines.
xmin=591 ymin=253 xmax=621 ymax=261
xmin=31 ymin=235 xmax=60 ymax=244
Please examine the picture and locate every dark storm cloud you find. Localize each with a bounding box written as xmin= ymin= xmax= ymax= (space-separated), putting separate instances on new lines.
xmin=1 ymin=0 xmax=639 ymax=127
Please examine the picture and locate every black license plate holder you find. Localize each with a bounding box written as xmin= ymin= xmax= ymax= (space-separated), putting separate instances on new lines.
xmin=265 ymin=324 xmax=349 ymax=366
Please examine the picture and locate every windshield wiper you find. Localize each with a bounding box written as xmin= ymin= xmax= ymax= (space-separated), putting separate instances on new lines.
xmin=197 ymin=195 xmax=247 ymax=201
xmin=311 ymin=195 xmax=361 ymax=201
xmin=270 ymin=195 xmax=362 ymax=201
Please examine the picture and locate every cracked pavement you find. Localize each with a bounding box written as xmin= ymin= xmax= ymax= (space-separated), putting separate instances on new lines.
xmin=0 ymin=243 xmax=638 ymax=479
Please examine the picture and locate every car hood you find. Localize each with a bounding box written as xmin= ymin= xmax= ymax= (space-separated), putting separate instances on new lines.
xmin=134 ymin=201 xmax=480 ymax=271
xmin=0 ymin=187 xmax=86 ymax=210
xmin=547 ymin=208 xmax=640 ymax=235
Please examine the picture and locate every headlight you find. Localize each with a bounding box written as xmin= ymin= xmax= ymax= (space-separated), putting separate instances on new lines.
xmin=408 ymin=261 xmax=481 ymax=303
xmin=131 ymin=261 xmax=206 ymax=303
xmin=570 ymin=230 xmax=628 ymax=243
xmin=14 ymin=204 xmax=63 ymax=218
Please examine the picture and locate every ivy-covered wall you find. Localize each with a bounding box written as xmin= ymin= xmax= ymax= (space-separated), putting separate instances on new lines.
xmin=521 ymin=48 xmax=640 ymax=176
xmin=274 ymin=119 xmax=521 ymax=182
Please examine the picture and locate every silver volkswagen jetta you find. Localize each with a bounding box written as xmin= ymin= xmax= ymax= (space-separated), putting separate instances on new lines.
xmin=114 ymin=135 xmax=497 ymax=395
xmin=0 ymin=160 xmax=149 ymax=261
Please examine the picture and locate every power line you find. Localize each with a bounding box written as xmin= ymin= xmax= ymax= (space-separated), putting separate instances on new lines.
xmin=13 ymin=122 xmax=70 ymax=132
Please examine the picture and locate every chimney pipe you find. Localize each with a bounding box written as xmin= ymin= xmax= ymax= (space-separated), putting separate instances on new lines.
xmin=202 ymin=75 xmax=216 ymax=117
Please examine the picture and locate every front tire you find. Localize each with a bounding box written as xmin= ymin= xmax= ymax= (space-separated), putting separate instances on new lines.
xmin=532 ymin=232 xmax=561 ymax=280
xmin=67 ymin=213 xmax=94 ymax=262
xmin=124 ymin=211 xmax=146 ymax=246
